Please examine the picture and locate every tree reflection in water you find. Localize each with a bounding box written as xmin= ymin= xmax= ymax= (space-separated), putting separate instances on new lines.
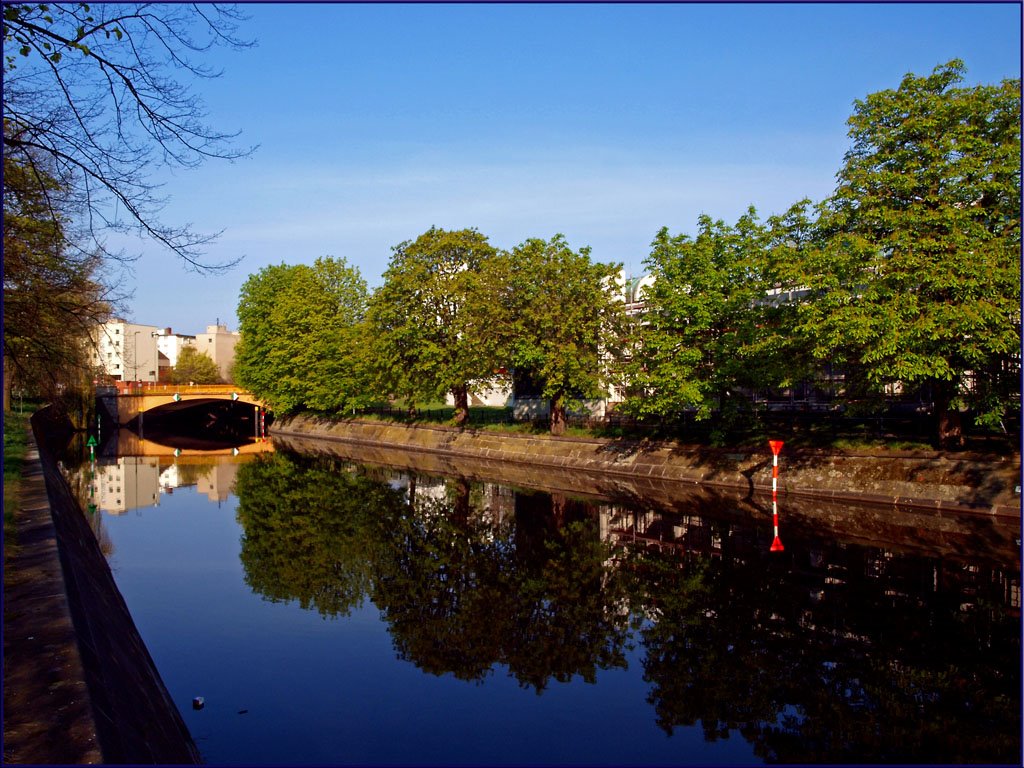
xmin=234 ymin=452 xmax=395 ymax=618
xmin=233 ymin=450 xmax=1020 ymax=764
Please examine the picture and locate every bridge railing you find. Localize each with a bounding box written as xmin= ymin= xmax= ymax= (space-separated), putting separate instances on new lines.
xmin=113 ymin=382 xmax=247 ymax=396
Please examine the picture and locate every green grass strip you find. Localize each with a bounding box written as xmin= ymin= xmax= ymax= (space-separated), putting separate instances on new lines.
xmin=4 ymin=408 xmax=32 ymax=552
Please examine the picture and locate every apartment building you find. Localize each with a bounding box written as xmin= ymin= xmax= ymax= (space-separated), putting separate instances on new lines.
xmin=92 ymin=319 xmax=162 ymax=382
xmin=195 ymin=323 xmax=241 ymax=382
xmin=153 ymin=328 xmax=198 ymax=381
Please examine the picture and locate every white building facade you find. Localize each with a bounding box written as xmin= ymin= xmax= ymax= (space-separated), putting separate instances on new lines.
xmin=194 ymin=324 xmax=241 ymax=382
xmin=92 ymin=320 xmax=162 ymax=383
xmin=153 ymin=328 xmax=197 ymax=368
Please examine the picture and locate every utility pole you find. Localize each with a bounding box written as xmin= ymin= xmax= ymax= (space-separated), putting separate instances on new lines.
xmin=133 ymin=330 xmax=141 ymax=382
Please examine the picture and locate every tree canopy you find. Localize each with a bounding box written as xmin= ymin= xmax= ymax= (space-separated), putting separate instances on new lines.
xmin=785 ymin=60 xmax=1021 ymax=445
xmin=227 ymin=61 xmax=1018 ymax=448
xmin=234 ymin=257 xmax=371 ymax=414
xmin=367 ymin=227 xmax=501 ymax=425
xmin=2 ymin=149 xmax=116 ymax=412
xmin=482 ymin=235 xmax=628 ymax=434
xmin=170 ymin=346 xmax=220 ymax=385
xmin=623 ymin=207 xmax=811 ymax=423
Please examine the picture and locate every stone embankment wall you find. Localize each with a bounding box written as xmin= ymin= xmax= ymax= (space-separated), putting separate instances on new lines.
xmin=4 ymin=409 xmax=201 ymax=764
xmin=273 ymin=415 xmax=1021 ymax=517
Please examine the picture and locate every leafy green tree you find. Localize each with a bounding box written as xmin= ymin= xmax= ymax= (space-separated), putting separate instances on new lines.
xmin=2 ymin=150 xmax=117 ymax=413
xmin=234 ymin=263 xmax=294 ymax=406
xmin=625 ymin=212 xmax=751 ymax=421
xmin=367 ymin=227 xmax=500 ymax=425
xmin=169 ymin=346 xmax=220 ymax=385
xmin=234 ymin=257 xmax=371 ymax=414
xmin=483 ymin=235 xmax=628 ymax=434
xmin=786 ymin=61 xmax=1021 ymax=446
xmin=623 ymin=205 xmax=814 ymax=426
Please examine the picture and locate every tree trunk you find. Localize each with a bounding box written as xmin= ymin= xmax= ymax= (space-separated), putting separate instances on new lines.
xmin=452 ymin=384 xmax=469 ymax=427
xmin=452 ymin=478 xmax=471 ymax=526
xmin=551 ymin=493 xmax=567 ymax=528
xmin=3 ymin=355 xmax=12 ymax=413
xmin=550 ymin=392 xmax=566 ymax=436
xmin=934 ymin=379 xmax=964 ymax=449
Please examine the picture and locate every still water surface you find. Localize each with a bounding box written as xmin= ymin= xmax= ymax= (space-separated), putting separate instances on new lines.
xmin=70 ymin=441 xmax=1021 ymax=765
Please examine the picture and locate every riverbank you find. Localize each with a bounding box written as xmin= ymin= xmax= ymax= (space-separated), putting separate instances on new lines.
xmin=3 ymin=423 xmax=101 ymax=764
xmin=2 ymin=409 xmax=200 ymax=764
xmin=272 ymin=415 xmax=1021 ymax=516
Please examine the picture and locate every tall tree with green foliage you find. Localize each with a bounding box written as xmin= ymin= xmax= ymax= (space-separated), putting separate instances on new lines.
xmin=623 ymin=206 xmax=810 ymax=423
xmin=234 ymin=257 xmax=371 ymax=414
xmin=170 ymin=346 xmax=221 ymax=385
xmin=233 ymin=263 xmax=293 ymax=406
xmin=3 ymin=150 xmax=117 ymax=413
xmin=483 ymin=235 xmax=627 ymax=435
xmin=787 ymin=61 xmax=1021 ymax=446
xmin=367 ymin=227 xmax=500 ymax=425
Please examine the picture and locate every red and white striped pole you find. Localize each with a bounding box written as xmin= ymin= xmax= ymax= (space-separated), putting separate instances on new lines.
xmin=769 ymin=439 xmax=784 ymax=552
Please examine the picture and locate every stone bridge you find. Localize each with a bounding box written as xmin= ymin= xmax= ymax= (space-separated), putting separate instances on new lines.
xmin=105 ymin=383 xmax=267 ymax=426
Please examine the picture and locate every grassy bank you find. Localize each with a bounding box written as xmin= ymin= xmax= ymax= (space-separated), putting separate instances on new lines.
xmin=4 ymin=408 xmax=32 ymax=553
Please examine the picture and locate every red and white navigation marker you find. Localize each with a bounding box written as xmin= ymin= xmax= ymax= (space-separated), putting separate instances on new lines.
xmin=768 ymin=439 xmax=785 ymax=552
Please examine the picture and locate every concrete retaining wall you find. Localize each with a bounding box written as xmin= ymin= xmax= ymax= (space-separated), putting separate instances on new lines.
xmin=272 ymin=415 xmax=1021 ymax=517
xmin=5 ymin=409 xmax=201 ymax=764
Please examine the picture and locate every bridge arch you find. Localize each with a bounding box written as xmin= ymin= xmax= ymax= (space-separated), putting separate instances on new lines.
xmin=113 ymin=384 xmax=267 ymax=425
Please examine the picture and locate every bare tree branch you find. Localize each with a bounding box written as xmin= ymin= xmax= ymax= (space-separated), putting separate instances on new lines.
xmin=3 ymin=2 xmax=257 ymax=271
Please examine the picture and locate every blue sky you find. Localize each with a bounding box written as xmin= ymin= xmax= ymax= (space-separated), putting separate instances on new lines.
xmin=120 ymin=2 xmax=1021 ymax=335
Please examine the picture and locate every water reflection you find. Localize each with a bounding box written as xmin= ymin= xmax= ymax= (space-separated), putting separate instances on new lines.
xmin=230 ymin=448 xmax=1020 ymax=764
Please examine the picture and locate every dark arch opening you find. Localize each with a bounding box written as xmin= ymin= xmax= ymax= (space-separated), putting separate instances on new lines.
xmin=130 ymin=399 xmax=273 ymax=450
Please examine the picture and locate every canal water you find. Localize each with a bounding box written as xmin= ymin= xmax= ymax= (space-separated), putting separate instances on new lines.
xmin=67 ymin=437 xmax=1020 ymax=765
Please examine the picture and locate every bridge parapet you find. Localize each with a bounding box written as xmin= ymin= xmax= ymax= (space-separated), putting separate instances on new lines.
xmin=114 ymin=382 xmax=251 ymax=397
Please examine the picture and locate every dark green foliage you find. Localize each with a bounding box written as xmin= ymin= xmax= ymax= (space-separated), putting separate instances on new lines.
xmin=481 ymin=234 xmax=630 ymax=434
xmin=170 ymin=346 xmax=220 ymax=385
xmin=623 ymin=205 xmax=812 ymax=423
xmin=367 ymin=227 xmax=500 ymax=425
xmin=234 ymin=257 xmax=371 ymax=414
xmin=2 ymin=151 xmax=114 ymax=411
xmin=786 ymin=61 xmax=1021 ymax=445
